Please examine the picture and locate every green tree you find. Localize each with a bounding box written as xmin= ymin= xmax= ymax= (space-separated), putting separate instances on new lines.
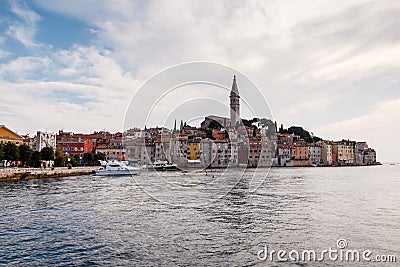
xmin=259 ymin=118 xmax=276 ymax=137
xmin=94 ymin=152 xmax=106 ymax=161
xmin=69 ymin=155 xmax=80 ymax=167
xmin=286 ymin=126 xmax=321 ymax=143
xmin=205 ymin=129 xmax=213 ymax=139
xmin=41 ymin=147 xmax=54 ymax=161
xmin=4 ymin=142 xmax=19 ymax=162
xmin=28 ymin=151 xmax=41 ymax=168
xmin=207 ymin=120 xmax=223 ymax=130
xmin=242 ymin=117 xmax=259 ymax=127
xmin=54 ymin=148 xmax=66 ymax=167
xmin=83 ymin=152 xmax=94 ymax=163
xmin=0 ymin=143 xmax=4 ymax=160
xmin=252 ymin=125 xmax=257 ymax=137
xmin=279 ymin=124 xmax=284 ymax=134
xmin=18 ymin=144 xmax=32 ymax=166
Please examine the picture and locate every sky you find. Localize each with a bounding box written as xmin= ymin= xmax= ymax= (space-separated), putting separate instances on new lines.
xmin=0 ymin=0 xmax=399 ymax=162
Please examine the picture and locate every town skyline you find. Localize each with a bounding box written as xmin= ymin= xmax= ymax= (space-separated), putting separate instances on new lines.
xmin=0 ymin=1 xmax=399 ymax=162
xmin=0 ymin=76 xmax=380 ymax=167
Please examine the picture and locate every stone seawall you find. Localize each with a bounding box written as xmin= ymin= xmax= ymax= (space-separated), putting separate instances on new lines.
xmin=0 ymin=167 xmax=101 ymax=182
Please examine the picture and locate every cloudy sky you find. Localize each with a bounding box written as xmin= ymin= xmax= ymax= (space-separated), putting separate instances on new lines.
xmin=0 ymin=0 xmax=399 ymax=162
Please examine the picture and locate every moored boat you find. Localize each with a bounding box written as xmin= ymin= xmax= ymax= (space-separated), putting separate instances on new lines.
xmin=95 ymin=161 xmax=141 ymax=176
xmin=148 ymin=160 xmax=178 ymax=171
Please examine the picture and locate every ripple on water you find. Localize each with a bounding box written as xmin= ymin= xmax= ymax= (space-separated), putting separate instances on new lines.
xmin=0 ymin=166 xmax=399 ymax=266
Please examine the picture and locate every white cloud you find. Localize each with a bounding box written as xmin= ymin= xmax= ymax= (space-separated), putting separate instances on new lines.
xmin=6 ymin=0 xmax=41 ymax=47
xmin=313 ymin=98 xmax=400 ymax=162
xmin=0 ymin=79 xmax=132 ymax=135
xmin=0 ymin=56 xmax=51 ymax=78
xmin=0 ymin=0 xmax=399 ymax=160
xmin=0 ymin=43 xmax=138 ymax=134
xmin=10 ymin=0 xmax=41 ymax=24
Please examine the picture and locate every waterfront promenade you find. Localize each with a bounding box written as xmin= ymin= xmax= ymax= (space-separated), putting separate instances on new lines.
xmin=0 ymin=166 xmax=100 ymax=182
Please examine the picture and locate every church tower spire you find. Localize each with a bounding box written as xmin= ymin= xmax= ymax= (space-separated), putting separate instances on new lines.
xmin=230 ymin=75 xmax=240 ymax=127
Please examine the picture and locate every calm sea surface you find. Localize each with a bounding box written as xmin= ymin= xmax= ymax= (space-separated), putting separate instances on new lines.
xmin=0 ymin=165 xmax=399 ymax=266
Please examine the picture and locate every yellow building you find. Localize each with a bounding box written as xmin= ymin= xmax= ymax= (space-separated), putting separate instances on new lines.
xmin=187 ymin=142 xmax=200 ymax=160
xmin=332 ymin=143 xmax=355 ymax=164
xmin=0 ymin=125 xmax=24 ymax=146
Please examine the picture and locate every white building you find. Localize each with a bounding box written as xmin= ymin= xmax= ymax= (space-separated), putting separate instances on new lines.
xmin=200 ymin=139 xmax=216 ymax=168
xmin=210 ymin=140 xmax=235 ymax=168
xmin=36 ymin=131 xmax=56 ymax=151
xmin=278 ymin=145 xmax=291 ymax=166
xmin=124 ymin=138 xmax=155 ymax=164
xmin=363 ymin=148 xmax=376 ymax=165
xmin=320 ymin=142 xmax=333 ymax=166
xmin=170 ymin=137 xmax=188 ymax=167
xmin=155 ymin=141 xmax=171 ymax=162
xmin=308 ymin=144 xmax=322 ymax=165
xmin=355 ymin=142 xmax=368 ymax=165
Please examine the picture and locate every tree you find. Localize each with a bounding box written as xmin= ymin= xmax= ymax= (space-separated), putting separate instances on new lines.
xmin=259 ymin=118 xmax=276 ymax=137
xmin=18 ymin=144 xmax=32 ymax=166
xmin=205 ymin=129 xmax=213 ymax=139
xmin=54 ymin=148 xmax=66 ymax=167
xmin=94 ymin=152 xmax=105 ymax=161
xmin=4 ymin=142 xmax=19 ymax=162
xmin=279 ymin=124 xmax=284 ymax=134
xmin=0 ymin=143 xmax=4 ymax=160
xmin=41 ymin=147 xmax=54 ymax=161
xmin=207 ymin=120 xmax=223 ymax=130
xmin=69 ymin=155 xmax=80 ymax=167
xmin=252 ymin=125 xmax=257 ymax=137
xmin=28 ymin=151 xmax=41 ymax=168
xmin=286 ymin=126 xmax=322 ymax=143
xmin=242 ymin=117 xmax=259 ymax=127
xmin=83 ymin=152 xmax=94 ymax=163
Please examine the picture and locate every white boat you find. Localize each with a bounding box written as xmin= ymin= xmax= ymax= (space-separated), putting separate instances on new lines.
xmin=95 ymin=161 xmax=141 ymax=176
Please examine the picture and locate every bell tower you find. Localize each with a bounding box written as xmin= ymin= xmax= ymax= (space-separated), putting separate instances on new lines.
xmin=230 ymin=75 xmax=240 ymax=127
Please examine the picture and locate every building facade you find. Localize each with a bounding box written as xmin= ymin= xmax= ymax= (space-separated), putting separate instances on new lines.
xmin=36 ymin=131 xmax=56 ymax=151
xmin=308 ymin=144 xmax=322 ymax=165
xmin=291 ymin=142 xmax=309 ymax=166
xmin=320 ymin=142 xmax=333 ymax=166
xmin=0 ymin=125 xmax=24 ymax=146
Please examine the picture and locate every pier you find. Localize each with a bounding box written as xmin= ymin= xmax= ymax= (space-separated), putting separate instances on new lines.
xmin=0 ymin=166 xmax=100 ymax=182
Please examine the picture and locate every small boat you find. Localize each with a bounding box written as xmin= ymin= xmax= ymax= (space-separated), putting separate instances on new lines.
xmin=148 ymin=160 xmax=178 ymax=171
xmin=95 ymin=161 xmax=141 ymax=176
